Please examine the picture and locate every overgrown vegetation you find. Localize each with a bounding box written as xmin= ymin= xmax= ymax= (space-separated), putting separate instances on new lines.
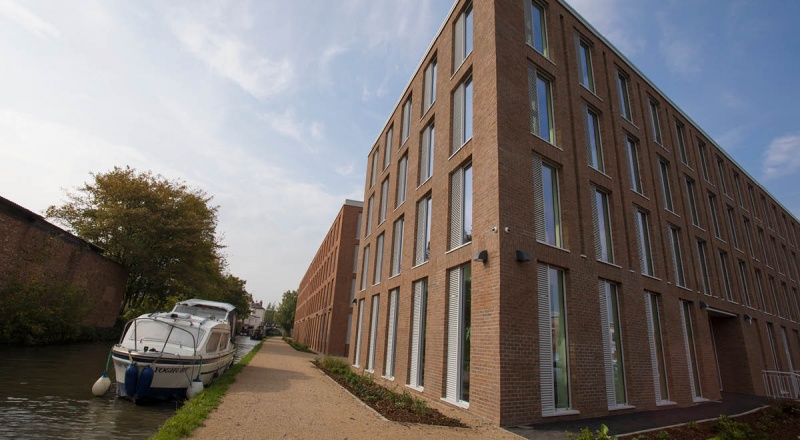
xmin=314 ymin=356 xmax=466 ymax=427
xmin=283 ymin=337 xmax=314 ymax=353
xmin=149 ymin=341 xmax=264 ymax=440
xmin=0 ymin=280 xmax=91 ymax=345
xmin=274 ymin=290 xmax=297 ymax=334
xmin=568 ymin=424 xmax=616 ymax=440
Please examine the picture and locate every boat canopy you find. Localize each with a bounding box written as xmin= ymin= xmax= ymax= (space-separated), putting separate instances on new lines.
xmin=172 ymin=299 xmax=235 ymax=320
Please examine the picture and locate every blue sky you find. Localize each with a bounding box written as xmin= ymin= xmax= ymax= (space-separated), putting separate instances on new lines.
xmin=1 ymin=0 xmax=799 ymax=306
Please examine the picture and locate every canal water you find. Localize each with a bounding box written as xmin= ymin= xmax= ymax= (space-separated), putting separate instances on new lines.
xmin=0 ymin=335 xmax=259 ymax=440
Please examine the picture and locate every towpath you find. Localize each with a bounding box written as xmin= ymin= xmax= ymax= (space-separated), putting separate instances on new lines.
xmin=189 ymin=338 xmax=552 ymax=440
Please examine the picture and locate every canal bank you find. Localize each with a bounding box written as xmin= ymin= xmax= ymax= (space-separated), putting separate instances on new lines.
xmin=189 ymin=338 xmax=527 ymax=440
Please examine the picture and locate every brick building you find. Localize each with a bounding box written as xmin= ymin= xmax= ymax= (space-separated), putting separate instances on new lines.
xmin=295 ymin=200 xmax=363 ymax=356
xmin=350 ymin=0 xmax=800 ymax=427
xmin=0 ymin=195 xmax=126 ymax=328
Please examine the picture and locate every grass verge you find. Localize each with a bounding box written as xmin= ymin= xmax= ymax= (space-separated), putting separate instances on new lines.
xmin=149 ymin=341 xmax=264 ymax=440
xmin=282 ymin=336 xmax=315 ymax=353
xmin=314 ymin=355 xmax=466 ymax=427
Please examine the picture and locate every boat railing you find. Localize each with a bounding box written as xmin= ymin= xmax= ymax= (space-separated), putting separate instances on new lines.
xmin=119 ymin=317 xmax=199 ymax=359
xmin=762 ymin=370 xmax=800 ymax=400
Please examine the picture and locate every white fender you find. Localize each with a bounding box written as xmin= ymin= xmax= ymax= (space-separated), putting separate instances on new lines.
xmin=92 ymin=374 xmax=112 ymax=396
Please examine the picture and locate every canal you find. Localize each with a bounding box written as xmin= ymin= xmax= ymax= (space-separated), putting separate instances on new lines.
xmin=0 ymin=336 xmax=259 ymax=439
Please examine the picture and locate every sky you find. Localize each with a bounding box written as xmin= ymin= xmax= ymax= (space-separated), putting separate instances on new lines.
xmin=2 ymin=0 xmax=799 ymax=306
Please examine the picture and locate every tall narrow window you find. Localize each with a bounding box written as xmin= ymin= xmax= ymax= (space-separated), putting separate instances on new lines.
xmin=679 ymin=301 xmax=702 ymax=400
xmin=528 ymin=67 xmax=554 ymax=143
xmin=365 ymin=194 xmax=374 ymax=237
xmin=577 ymin=38 xmax=595 ymax=92
xmin=698 ymin=140 xmax=710 ymax=181
xmin=626 ymin=136 xmax=643 ymax=193
xmin=408 ymin=279 xmax=428 ymax=388
xmin=686 ymin=178 xmax=700 ymax=227
xmin=360 ymin=245 xmax=370 ymax=290
xmin=353 ymin=298 xmax=364 ymax=367
xmin=370 ymin=150 xmax=379 ymax=187
xmin=770 ymin=277 xmax=781 ymax=318
xmin=697 ymin=240 xmax=712 ymax=296
xmin=525 ymin=0 xmax=548 ymax=56
xmin=423 ymin=59 xmax=437 ymax=112
xmin=414 ymin=195 xmax=432 ymax=265
xmin=539 ymin=265 xmax=570 ymax=413
xmin=758 ymin=227 xmax=769 ymax=266
xmin=738 ymin=260 xmax=752 ymax=308
xmin=384 ymin=128 xmax=393 ymax=169
xmin=452 ymin=76 xmax=473 ymax=153
xmin=450 ymin=163 xmax=473 ymax=249
xmin=401 ymin=97 xmax=411 ymax=145
xmin=716 ymin=157 xmax=728 ymax=195
xmin=593 ymin=188 xmax=614 ymax=263
xmin=356 ymin=213 xmax=363 ymax=239
xmin=353 ymin=244 xmax=359 ymax=273
xmin=617 ymin=71 xmax=631 ymax=120
xmin=445 ymin=264 xmax=471 ymax=404
xmin=669 ymin=226 xmax=686 ymax=287
xmin=373 ymin=234 xmax=384 ymax=285
xmin=453 ymin=4 xmax=473 ymax=68
xmin=396 ymin=154 xmax=408 ymax=207
xmin=709 ymin=193 xmax=721 ymax=239
xmin=727 ymin=206 xmax=739 ymax=249
xmin=767 ymin=322 xmax=780 ymax=370
xmin=533 ymin=157 xmax=562 ymax=247
xmin=649 ymin=99 xmax=662 ymax=144
xmin=781 ymin=327 xmax=795 ymax=372
xmin=771 ymin=236 xmax=781 ymax=274
xmin=383 ymin=289 xmax=399 ymax=379
xmin=599 ymin=280 xmax=626 ymax=407
xmin=782 ymin=283 xmax=794 ymax=321
xmin=733 ymin=173 xmax=744 ymax=208
xmin=390 ymin=217 xmax=404 ymax=277
xmin=675 ymin=122 xmax=688 ymax=165
xmin=419 ymin=122 xmax=435 ymax=185
xmin=644 ymin=292 xmax=669 ymax=403
xmin=755 ymin=269 xmax=768 ymax=313
xmin=585 ymin=108 xmax=604 ymax=172
xmin=379 ymin=178 xmax=389 ymax=224
xmin=719 ymin=251 xmax=734 ymax=302
xmin=366 ymin=294 xmax=380 ymax=372
xmin=658 ymin=159 xmax=674 ymax=211
xmin=748 ymin=185 xmax=757 ymax=218
xmin=635 ymin=209 xmax=654 ymax=276
xmin=744 ymin=218 xmax=755 ymax=257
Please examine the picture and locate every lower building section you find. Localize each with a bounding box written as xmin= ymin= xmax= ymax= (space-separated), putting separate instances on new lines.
xmin=350 ymin=256 xmax=800 ymax=427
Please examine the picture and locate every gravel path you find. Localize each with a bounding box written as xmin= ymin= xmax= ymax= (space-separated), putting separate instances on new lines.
xmin=189 ymin=338 xmax=562 ymax=440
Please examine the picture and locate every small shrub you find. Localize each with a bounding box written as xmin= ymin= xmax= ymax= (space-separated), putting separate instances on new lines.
xmin=282 ymin=337 xmax=314 ymax=353
xmin=710 ymin=415 xmax=759 ymax=440
xmin=567 ymin=424 xmax=616 ymax=440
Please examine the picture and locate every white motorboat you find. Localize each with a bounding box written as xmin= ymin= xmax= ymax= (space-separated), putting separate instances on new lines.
xmin=111 ymin=299 xmax=237 ymax=402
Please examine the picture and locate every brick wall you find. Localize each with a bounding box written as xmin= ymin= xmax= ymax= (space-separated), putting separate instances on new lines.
xmin=0 ymin=196 xmax=126 ymax=328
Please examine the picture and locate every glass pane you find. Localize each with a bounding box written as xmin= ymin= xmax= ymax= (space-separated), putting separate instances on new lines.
xmin=464 ymin=79 xmax=473 ymax=141
xmin=464 ymin=165 xmax=473 ymax=243
xmin=542 ymin=165 xmax=560 ymax=246
xmin=607 ymin=285 xmax=626 ymax=404
xmin=461 ymin=265 xmax=471 ymax=402
xmin=550 ymin=268 xmax=569 ymax=409
xmin=464 ymin=8 xmax=473 ymax=56
xmin=532 ymin=2 xmax=545 ymax=54
xmin=650 ymin=295 xmax=669 ymax=399
xmin=536 ymin=76 xmax=552 ymax=142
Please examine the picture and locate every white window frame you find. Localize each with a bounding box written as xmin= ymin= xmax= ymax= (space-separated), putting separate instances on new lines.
xmin=353 ymin=298 xmax=364 ymax=367
xmin=383 ymin=289 xmax=399 ymax=379
xmin=366 ymin=294 xmax=380 ymax=372
xmin=524 ymin=0 xmax=548 ymax=56
xmin=408 ymin=279 xmax=428 ymax=389
xmin=444 ymin=264 xmax=471 ymax=407
xmin=528 ymin=66 xmax=555 ymax=143
xmin=452 ymin=75 xmax=473 ymax=154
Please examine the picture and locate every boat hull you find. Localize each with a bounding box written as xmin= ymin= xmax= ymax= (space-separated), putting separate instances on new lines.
xmin=112 ymin=348 xmax=234 ymax=402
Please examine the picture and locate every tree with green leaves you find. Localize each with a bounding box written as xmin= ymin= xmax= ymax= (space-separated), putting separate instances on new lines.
xmin=274 ymin=290 xmax=297 ymax=335
xmin=46 ymin=166 xmax=250 ymax=318
xmin=263 ymin=302 xmax=276 ymax=325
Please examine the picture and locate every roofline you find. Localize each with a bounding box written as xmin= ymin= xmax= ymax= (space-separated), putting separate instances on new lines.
xmin=345 ymin=199 xmax=364 ymax=208
xmin=556 ymin=0 xmax=798 ymax=222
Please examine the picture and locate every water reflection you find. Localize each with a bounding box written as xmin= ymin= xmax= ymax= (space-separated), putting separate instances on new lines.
xmin=0 ymin=335 xmax=258 ymax=439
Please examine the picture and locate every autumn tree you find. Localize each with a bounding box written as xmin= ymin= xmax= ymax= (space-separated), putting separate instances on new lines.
xmin=46 ymin=166 xmax=249 ymax=317
xmin=274 ymin=290 xmax=298 ymax=335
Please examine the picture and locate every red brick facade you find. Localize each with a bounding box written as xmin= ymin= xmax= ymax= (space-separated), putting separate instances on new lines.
xmin=349 ymin=0 xmax=800 ymax=427
xmin=0 ymin=196 xmax=126 ymax=328
xmin=295 ymin=200 xmax=363 ymax=356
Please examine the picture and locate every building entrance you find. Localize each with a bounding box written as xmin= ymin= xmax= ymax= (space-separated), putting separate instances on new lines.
xmin=708 ymin=308 xmax=753 ymax=395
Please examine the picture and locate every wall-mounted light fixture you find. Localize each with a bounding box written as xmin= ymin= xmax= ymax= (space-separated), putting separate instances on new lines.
xmin=744 ymin=313 xmax=753 ymax=323
xmin=515 ymin=250 xmax=531 ymax=262
xmin=474 ymin=250 xmax=489 ymax=263
xmin=699 ymin=301 xmax=708 ymax=310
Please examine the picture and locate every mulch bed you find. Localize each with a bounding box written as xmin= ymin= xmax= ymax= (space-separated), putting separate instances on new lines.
xmin=625 ymin=402 xmax=800 ymax=440
xmin=314 ymin=361 xmax=467 ymax=427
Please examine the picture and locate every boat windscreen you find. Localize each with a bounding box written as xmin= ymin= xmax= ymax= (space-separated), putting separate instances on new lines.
xmin=127 ymin=320 xmax=205 ymax=348
xmin=173 ymin=304 xmax=228 ymax=320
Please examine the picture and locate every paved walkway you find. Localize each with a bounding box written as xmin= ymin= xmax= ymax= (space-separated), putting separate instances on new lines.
xmin=189 ymin=338 xmax=535 ymax=440
xmin=191 ymin=338 xmax=770 ymax=440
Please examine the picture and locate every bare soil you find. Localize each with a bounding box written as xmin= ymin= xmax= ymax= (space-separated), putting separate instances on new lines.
xmin=626 ymin=402 xmax=800 ymax=440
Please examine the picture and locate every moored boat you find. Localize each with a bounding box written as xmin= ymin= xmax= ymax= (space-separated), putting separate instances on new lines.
xmin=111 ymin=299 xmax=237 ymax=403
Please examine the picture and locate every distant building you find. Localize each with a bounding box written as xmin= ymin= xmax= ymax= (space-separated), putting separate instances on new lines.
xmin=295 ymin=200 xmax=363 ymax=356
xmin=350 ymin=0 xmax=800 ymax=428
xmin=244 ymin=301 xmax=266 ymax=329
xmin=0 ymin=195 xmax=126 ymax=329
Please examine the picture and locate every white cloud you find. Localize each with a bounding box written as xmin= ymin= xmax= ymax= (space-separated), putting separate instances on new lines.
xmin=336 ymin=164 xmax=355 ymax=177
xmin=763 ymin=134 xmax=800 ymax=180
xmin=565 ymin=0 xmax=645 ymax=56
xmin=657 ymin=13 xmax=702 ymax=77
xmin=260 ymin=109 xmax=324 ymax=149
xmin=170 ymin=19 xmax=293 ymax=99
xmin=0 ymin=0 xmax=59 ymax=39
